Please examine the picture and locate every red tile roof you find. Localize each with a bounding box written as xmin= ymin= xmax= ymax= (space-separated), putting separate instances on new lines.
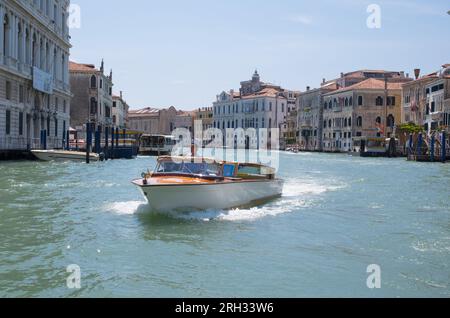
xmin=333 ymin=78 xmax=403 ymax=93
xmin=129 ymin=107 xmax=160 ymax=117
xmin=69 ymin=61 xmax=99 ymax=73
xmin=240 ymin=87 xmax=286 ymax=100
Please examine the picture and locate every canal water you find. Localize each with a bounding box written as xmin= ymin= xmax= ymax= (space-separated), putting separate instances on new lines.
xmin=0 ymin=152 xmax=449 ymax=297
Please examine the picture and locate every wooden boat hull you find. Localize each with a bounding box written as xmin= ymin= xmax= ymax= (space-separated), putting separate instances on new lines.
xmin=31 ymin=150 xmax=99 ymax=162
xmin=133 ymin=178 xmax=284 ymax=212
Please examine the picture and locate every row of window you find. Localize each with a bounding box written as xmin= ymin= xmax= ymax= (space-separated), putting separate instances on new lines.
xmin=2 ymin=80 xmax=67 ymax=112
xmin=324 ymin=96 xmax=396 ymax=109
xmin=4 ymin=109 xmax=66 ymax=137
xmin=323 ymin=115 xmax=395 ymax=129
xmin=324 ymin=132 xmax=354 ymax=140
xmin=29 ymin=0 xmax=69 ymax=36
xmin=213 ymin=118 xmax=273 ymax=130
xmin=323 ymin=117 xmax=353 ymax=129
xmin=404 ymin=83 xmax=445 ymax=104
xmin=214 ymin=101 xmax=285 ymax=116
xmin=2 ymin=14 xmax=68 ymax=82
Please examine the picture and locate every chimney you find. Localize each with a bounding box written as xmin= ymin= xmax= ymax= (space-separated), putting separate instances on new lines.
xmin=340 ymin=72 xmax=344 ymax=78
xmin=306 ymin=86 xmax=310 ymax=91
xmin=414 ymin=69 xmax=421 ymax=80
xmin=322 ymin=78 xmax=326 ymax=84
xmin=406 ymin=73 xmax=409 ymax=79
xmin=120 ymin=91 xmax=123 ymax=99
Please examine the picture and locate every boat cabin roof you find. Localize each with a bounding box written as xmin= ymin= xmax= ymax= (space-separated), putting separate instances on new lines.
xmin=155 ymin=156 xmax=276 ymax=178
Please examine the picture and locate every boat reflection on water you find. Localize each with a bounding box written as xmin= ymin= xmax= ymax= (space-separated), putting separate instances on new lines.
xmin=132 ymin=156 xmax=284 ymax=212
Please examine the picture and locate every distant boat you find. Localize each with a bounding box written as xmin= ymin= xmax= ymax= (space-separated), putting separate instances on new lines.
xmin=31 ymin=150 xmax=100 ymax=162
xmin=132 ymin=156 xmax=284 ymax=212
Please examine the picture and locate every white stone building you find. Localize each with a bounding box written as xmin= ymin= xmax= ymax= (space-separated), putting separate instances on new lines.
xmin=0 ymin=0 xmax=71 ymax=158
xmin=212 ymin=71 xmax=293 ymax=148
xmin=112 ymin=91 xmax=129 ymax=129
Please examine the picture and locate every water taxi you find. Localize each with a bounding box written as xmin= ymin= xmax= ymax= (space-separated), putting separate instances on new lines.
xmin=132 ymin=156 xmax=284 ymax=212
xmin=139 ymin=134 xmax=177 ymax=156
xmin=31 ymin=150 xmax=100 ymax=162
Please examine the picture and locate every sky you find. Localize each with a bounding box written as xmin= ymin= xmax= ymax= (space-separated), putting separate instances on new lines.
xmin=69 ymin=0 xmax=450 ymax=110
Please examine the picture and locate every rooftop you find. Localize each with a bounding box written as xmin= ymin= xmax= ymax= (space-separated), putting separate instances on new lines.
xmin=326 ymin=78 xmax=403 ymax=95
xmin=69 ymin=61 xmax=99 ymax=73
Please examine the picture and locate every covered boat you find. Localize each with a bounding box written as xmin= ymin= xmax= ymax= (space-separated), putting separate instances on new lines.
xmin=132 ymin=156 xmax=284 ymax=212
xmin=31 ymin=150 xmax=100 ymax=162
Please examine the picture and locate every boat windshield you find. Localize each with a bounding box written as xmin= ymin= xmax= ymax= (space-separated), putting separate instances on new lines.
xmin=156 ymin=161 xmax=220 ymax=177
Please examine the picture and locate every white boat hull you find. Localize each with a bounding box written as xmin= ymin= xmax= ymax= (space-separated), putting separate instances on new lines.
xmin=31 ymin=150 xmax=99 ymax=162
xmin=136 ymin=179 xmax=284 ymax=212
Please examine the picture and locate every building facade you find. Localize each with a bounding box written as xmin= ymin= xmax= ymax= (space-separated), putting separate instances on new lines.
xmin=193 ymin=107 xmax=213 ymax=131
xmin=0 ymin=0 xmax=71 ymax=158
xmin=112 ymin=91 xmax=129 ymax=129
xmin=282 ymin=90 xmax=300 ymax=147
xmin=128 ymin=106 xmax=193 ymax=135
xmin=213 ymin=71 xmax=294 ymax=148
xmin=69 ymin=60 xmax=114 ymax=131
xmin=297 ymin=82 xmax=337 ymax=151
xmin=298 ymin=70 xmax=411 ymax=152
xmin=322 ymin=78 xmax=403 ymax=152
xmin=402 ymin=64 xmax=450 ymax=134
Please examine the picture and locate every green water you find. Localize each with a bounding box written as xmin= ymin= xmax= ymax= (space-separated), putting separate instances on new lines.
xmin=0 ymin=153 xmax=449 ymax=297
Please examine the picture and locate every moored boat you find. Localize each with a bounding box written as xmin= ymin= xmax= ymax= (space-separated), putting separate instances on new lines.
xmin=132 ymin=156 xmax=284 ymax=212
xmin=31 ymin=150 xmax=100 ymax=162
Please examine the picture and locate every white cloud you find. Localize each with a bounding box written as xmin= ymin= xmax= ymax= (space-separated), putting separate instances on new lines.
xmin=287 ymin=15 xmax=313 ymax=25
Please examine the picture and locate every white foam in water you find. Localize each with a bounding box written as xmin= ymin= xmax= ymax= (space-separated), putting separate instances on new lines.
xmin=105 ymin=179 xmax=345 ymax=221
xmin=106 ymin=201 xmax=147 ymax=215
xmin=176 ymin=178 xmax=345 ymax=222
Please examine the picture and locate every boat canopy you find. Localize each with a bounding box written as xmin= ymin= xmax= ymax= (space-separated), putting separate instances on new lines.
xmin=155 ymin=157 xmax=221 ymax=177
xmin=155 ymin=156 xmax=276 ymax=179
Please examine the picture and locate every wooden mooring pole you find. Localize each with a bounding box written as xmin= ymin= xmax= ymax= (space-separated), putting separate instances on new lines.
xmin=442 ymin=131 xmax=447 ymax=163
xmin=86 ymin=123 xmax=91 ymax=164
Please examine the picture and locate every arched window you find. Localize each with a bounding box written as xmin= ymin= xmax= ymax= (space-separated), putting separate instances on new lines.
xmin=17 ymin=23 xmax=23 ymax=63
xmin=344 ymin=118 xmax=348 ymax=127
xmin=32 ymin=33 xmax=37 ymax=67
xmin=387 ymin=115 xmax=395 ymax=128
xmin=25 ymin=29 xmax=30 ymax=64
xmin=90 ymin=75 xmax=97 ymax=88
xmin=328 ymin=101 xmax=332 ymax=109
xmin=358 ymin=96 xmax=363 ymax=106
xmin=324 ymin=120 xmax=327 ymax=128
xmin=376 ymin=96 xmax=384 ymax=106
xmin=349 ymin=97 xmax=353 ymax=106
xmin=3 ymin=15 xmax=10 ymax=57
xmin=328 ymin=119 xmax=332 ymax=127
xmin=348 ymin=117 xmax=352 ymax=127
xmin=61 ymin=54 xmax=65 ymax=82
xmin=53 ymin=48 xmax=57 ymax=78
xmin=345 ymin=98 xmax=349 ymax=107
xmin=324 ymin=102 xmax=327 ymax=110
xmin=333 ymin=99 xmax=337 ymax=107
xmin=90 ymin=98 xmax=97 ymax=115
xmin=357 ymin=116 xmax=363 ymax=127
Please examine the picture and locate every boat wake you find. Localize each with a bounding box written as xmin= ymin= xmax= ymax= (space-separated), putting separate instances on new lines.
xmin=171 ymin=178 xmax=345 ymax=222
xmin=104 ymin=178 xmax=345 ymax=221
xmin=106 ymin=201 xmax=148 ymax=215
